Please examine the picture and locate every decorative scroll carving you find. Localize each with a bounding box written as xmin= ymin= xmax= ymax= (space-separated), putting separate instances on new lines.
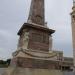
xmin=23 ymin=32 xmax=29 ymax=41
xmin=17 ymin=32 xmax=29 ymax=50
xmin=22 ymin=32 xmax=29 ymax=49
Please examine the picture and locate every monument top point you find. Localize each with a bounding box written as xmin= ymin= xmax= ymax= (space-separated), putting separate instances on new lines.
xmin=28 ymin=0 xmax=45 ymax=26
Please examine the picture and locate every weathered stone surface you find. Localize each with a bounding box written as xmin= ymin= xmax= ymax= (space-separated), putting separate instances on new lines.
xmin=28 ymin=28 xmax=50 ymax=52
xmin=13 ymin=50 xmax=58 ymax=60
xmin=28 ymin=0 xmax=45 ymax=25
xmin=17 ymin=23 xmax=54 ymax=52
xmin=71 ymin=1 xmax=75 ymax=71
xmin=2 ymin=68 xmax=63 ymax=75
xmin=11 ymin=57 xmax=59 ymax=69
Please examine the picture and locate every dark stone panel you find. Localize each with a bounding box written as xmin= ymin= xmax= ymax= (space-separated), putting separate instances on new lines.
xmin=28 ymin=28 xmax=50 ymax=52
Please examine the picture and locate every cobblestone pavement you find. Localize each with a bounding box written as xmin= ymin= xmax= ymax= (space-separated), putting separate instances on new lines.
xmin=0 ymin=68 xmax=74 ymax=75
xmin=0 ymin=68 xmax=6 ymax=75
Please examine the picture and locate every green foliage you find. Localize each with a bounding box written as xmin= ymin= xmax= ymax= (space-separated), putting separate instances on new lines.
xmin=0 ymin=59 xmax=11 ymax=68
xmin=6 ymin=59 xmax=11 ymax=65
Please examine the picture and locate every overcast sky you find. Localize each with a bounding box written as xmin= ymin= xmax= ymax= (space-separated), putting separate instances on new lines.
xmin=0 ymin=0 xmax=73 ymax=59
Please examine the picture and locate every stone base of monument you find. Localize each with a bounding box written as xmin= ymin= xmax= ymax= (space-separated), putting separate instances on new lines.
xmin=2 ymin=67 xmax=63 ymax=75
xmin=2 ymin=50 xmax=62 ymax=75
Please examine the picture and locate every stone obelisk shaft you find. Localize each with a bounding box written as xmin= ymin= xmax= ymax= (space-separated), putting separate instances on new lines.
xmin=71 ymin=0 xmax=75 ymax=72
xmin=28 ymin=0 xmax=45 ymax=25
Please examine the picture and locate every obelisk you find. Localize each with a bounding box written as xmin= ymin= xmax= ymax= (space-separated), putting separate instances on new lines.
xmin=28 ymin=0 xmax=45 ymax=25
xmin=71 ymin=0 xmax=75 ymax=72
xmin=2 ymin=0 xmax=61 ymax=75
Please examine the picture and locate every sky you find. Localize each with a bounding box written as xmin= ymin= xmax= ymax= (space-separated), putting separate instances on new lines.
xmin=0 ymin=0 xmax=73 ymax=59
